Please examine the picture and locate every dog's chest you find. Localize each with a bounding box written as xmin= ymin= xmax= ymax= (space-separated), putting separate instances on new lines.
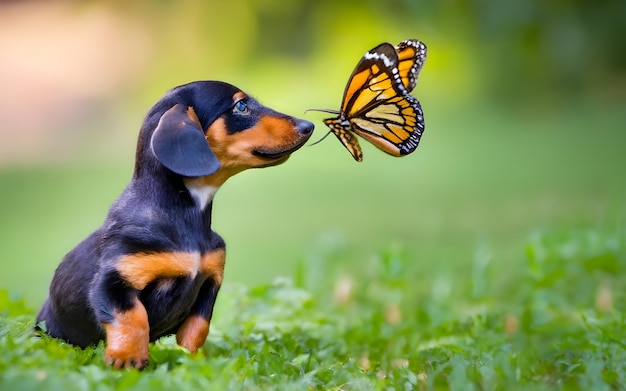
xmin=137 ymin=249 xmax=224 ymax=337
xmin=141 ymin=272 xmax=208 ymax=338
xmin=116 ymin=250 xmax=222 ymax=288
xmin=184 ymin=181 xmax=219 ymax=210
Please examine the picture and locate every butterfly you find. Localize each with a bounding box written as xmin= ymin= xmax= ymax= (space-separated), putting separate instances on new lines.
xmin=310 ymin=39 xmax=427 ymax=162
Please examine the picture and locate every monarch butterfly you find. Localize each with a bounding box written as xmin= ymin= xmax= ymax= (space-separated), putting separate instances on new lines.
xmin=311 ymin=39 xmax=427 ymax=162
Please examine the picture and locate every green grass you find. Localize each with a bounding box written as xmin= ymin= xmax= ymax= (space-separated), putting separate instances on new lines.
xmin=1 ymin=226 xmax=625 ymax=389
xmin=1 ymin=101 xmax=625 ymax=389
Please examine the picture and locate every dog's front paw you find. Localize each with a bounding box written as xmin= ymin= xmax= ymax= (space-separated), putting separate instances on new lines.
xmin=102 ymin=301 xmax=150 ymax=369
xmin=105 ymin=343 xmax=149 ymax=370
xmin=104 ymin=326 xmax=149 ymax=369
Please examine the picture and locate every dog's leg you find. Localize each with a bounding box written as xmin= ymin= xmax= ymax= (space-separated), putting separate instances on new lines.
xmin=102 ymin=297 xmax=150 ymax=369
xmin=90 ymin=269 xmax=150 ymax=370
xmin=175 ymin=279 xmax=220 ymax=353
xmin=176 ymin=248 xmax=225 ymax=353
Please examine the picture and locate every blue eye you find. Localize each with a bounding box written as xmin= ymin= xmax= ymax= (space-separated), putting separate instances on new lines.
xmin=234 ymin=100 xmax=249 ymax=113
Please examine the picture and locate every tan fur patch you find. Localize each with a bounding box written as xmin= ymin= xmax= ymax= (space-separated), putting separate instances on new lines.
xmin=176 ymin=314 xmax=210 ymax=354
xmin=186 ymin=106 xmax=202 ymax=127
xmin=206 ymin=117 xmax=300 ymax=170
xmin=232 ymin=91 xmax=247 ymax=101
xmin=116 ymin=252 xmax=200 ymax=290
xmin=103 ymin=297 xmax=149 ymax=369
xmin=200 ymin=248 xmax=225 ymax=285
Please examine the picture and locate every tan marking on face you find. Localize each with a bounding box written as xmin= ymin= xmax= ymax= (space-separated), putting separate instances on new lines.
xmin=116 ymin=252 xmax=200 ymax=290
xmin=187 ymin=98 xmax=306 ymax=188
xmin=205 ymin=116 xmax=301 ymax=170
xmin=103 ymin=297 xmax=149 ymax=369
xmin=186 ymin=106 xmax=202 ymax=126
xmin=176 ymin=314 xmax=210 ymax=354
xmin=200 ymin=248 xmax=225 ymax=285
xmin=232 ymin=91 xmax=247 ymax=101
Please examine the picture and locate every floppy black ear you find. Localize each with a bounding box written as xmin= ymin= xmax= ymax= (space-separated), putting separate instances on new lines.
xmin=151 ymin=104 xmax=221 ymax=177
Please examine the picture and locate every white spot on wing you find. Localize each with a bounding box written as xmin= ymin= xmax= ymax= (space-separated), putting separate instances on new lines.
xmin=364 ymin=51 xmax=394 ymax=67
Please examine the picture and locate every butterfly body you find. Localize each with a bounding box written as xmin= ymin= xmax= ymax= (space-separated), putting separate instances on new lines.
xmin=318 ymin=39 xmax=427 ymax=161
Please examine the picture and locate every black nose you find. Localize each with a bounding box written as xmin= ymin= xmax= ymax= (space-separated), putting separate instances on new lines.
xmin=295 ymin=119 xmax=314 ymax=137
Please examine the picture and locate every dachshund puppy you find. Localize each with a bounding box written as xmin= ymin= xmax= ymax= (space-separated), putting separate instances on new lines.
xmin=37 ymin=81 xmax=314 ymax=369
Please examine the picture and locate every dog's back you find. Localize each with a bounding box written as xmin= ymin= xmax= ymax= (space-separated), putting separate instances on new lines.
xmin=38 ymin=231 xmax=104 ymax=347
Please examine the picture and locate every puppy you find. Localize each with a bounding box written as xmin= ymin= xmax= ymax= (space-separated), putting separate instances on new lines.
xmin=36 ymin=81 xmax=314 ymax=369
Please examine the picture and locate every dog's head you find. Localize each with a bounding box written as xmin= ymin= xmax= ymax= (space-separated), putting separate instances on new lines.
xmin=135 ymin=81 xmax=314 ymax=183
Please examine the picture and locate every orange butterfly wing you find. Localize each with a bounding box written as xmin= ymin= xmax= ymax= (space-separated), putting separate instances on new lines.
xmin=324 ymin=40 xmax=427 ymax=161
xmin=323 ymin=42 xmax=399 ymax=161
xmin=395 ymin=39 xmax=427 ymax=92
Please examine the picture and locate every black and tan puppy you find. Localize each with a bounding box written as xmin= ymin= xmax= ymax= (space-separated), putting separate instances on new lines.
xmin=36 ymin=81 xmax=314 ymax=369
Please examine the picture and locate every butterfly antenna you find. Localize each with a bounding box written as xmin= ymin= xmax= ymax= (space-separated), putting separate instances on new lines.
xmin=304 ymin=108 xmax=341 ymax=115
xmin=308 ymin=130 xmax=333 ymax=147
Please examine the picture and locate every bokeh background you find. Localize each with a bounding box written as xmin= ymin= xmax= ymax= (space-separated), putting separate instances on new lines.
xmin=1 ymin=0 xmax=624 ymax=307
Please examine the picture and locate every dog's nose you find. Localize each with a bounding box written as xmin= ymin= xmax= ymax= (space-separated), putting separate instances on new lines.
xmin=295 ymin=119 xmax=314 ymax=137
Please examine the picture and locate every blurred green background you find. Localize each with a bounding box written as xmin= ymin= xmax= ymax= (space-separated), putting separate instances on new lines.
xmin=0 ymin=0 xmax=624 ymax=307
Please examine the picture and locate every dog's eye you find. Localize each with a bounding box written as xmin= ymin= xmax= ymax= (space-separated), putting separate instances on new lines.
xmin=233 ymin=100 xmax=249 ymax=114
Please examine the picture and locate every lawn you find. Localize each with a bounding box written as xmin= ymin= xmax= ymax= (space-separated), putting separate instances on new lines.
xmin=1 ymin=226 xmax=625 ymax=389
xmin=1 ymin=100 xmax=625 ymax=389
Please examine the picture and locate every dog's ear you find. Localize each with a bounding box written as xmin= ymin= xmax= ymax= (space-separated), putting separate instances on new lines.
xmin=151 ymin=104 xmax=221 ymax=177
